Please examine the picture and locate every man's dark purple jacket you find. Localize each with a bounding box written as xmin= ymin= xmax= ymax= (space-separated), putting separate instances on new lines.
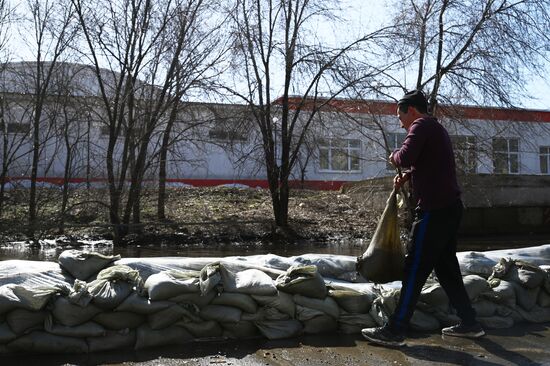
xmin=392 ymin=116 xmax=461 ymax=211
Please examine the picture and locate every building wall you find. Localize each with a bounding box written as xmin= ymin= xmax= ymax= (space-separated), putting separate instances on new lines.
xmin=1 ymin=61 xmax=550 ymax=188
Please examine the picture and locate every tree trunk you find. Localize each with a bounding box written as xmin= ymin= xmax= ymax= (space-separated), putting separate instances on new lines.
xmin=28 ymin=108 xmax=40 ymax=239
xmin=59 ymin=141 xmax=72 ymax=234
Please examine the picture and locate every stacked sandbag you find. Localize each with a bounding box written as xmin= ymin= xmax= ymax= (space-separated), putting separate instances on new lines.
xmin=0 ymin=245 xmax=550 ymax=354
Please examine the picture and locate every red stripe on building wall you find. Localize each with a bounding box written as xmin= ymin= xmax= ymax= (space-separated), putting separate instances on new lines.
xmin=3 ymin=177 xmax=346 ymax=191
xmin=275 ymin=97 xmax=550 ymax=123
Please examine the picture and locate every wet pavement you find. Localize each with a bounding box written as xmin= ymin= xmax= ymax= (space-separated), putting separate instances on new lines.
xmin=2 ymin=322 xmax=549 ymax=366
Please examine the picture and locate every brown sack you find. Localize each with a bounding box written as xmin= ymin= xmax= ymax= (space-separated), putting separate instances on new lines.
xmin=356 ymin=188 xmax=405 ymax=283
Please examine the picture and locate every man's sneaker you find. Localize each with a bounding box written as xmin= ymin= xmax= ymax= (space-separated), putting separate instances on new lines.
xmin=361 ymin=326 xmax=405 ymax=347
xmin=442 ymin=322 xmax=485 ymax=338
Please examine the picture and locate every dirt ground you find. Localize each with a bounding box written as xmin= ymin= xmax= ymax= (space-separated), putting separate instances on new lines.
xmin=0 ymin=186 xmax=383 ymax=246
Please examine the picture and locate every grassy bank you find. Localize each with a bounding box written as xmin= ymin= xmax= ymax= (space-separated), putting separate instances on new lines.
xmin=0 ymin=186 xmax=382 ymax=246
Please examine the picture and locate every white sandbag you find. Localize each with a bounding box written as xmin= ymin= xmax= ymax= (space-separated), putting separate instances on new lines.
xmin=242 ymin=307 xmax=290 ymax=322
xmin=200 ymin=263 xmax=222 ymax=295
xmin=0 ymin=260 xmax=72 ymax=288
xmin=7 ymin=331 xmax=88 ymax=353
xmin=44 ymin=316 xmax=105 ymax=338
xmin=515 ymin=305 xmax=550 ymax=323
xmin=0 ymin=284 xmax=64 ymax=314
xmin=410 ymin=309 xmax=440 ymax=331
xmin=419 ymin=282 xmax=449 ymax=311
xmin=87 ymin=330 xmax=136 ymax=353
xmin=472 ymin=300 xmax=497 ymax=317
xmin=511 ymin=282 xmax=540 ymax=311
xmin=328 ymin=289 xmax=374 ymax=314
xmin=212 ymin=293 xmax=258 ymax=313
xmin=457 ymin=252 xmax=497 ymax=278
xmin=275 ymin=265 xmax=327 ymax=299
xmin=52 ymin=296 xmax=102 ymax=327
xmin=483 ymin=279 xmax=516 ymax=308
xmin=145 ymin=270 xmax=200 ymax=300
xmin=474 ymin=244 xmax=550 ymax=267
xmin=338 ymin=313 xmax=378 ymax=334
xmin=96 ymin=265 xmax=143 ymax=288
xmin=148 ymin=304 xmax=201 ymax=330
xmin=221 ymin=321 xmax=260 ymax=339
xmin=115 ymin=293 xmax=173 ymax=314
xmin=369 ymin=288 xmax=400 ymax=326
xmin=491 ymin=258 xmax=546 ymax=289
xmin=170 ymin=291 xmax=216 ymax=308
xmin=293 ymin=295 xmax=339 ymax=319
xmin=463 ymin=275 xmax=491 ymax=301
xmin=82 ymin=279 xmax=134 ymax=310
xmin=135 ymin=324 xmax=193 ymax=350
xmin=0 ymin=323 xmax=17 ymax=344
xmin=58 ymin=250 xmax=120 ymax=280
xmin=177 ymin=320 xmax=222 ymax=339
xmin=200 ymin=304 xmax=242 ymax=323
xmin=116 ymin=257 xmax=218 ymax=279
xmin=255 ymin=319 xmax=303 ymax=340
xmin=537 ymin=289 xmax=550 ymax=308
xmin=5 ymin=309 xmax=47 ymax=335
xmin=477 ymin=316 xmax=514 ymax=329
xmin=289 ymin=254 xmax=358 ymax=280
xmin=296 ymin=305 xmax=325 ymax=321
xmin=246 ymin=253 xmax=292 ymax=271
xmin=302 ymin=314 xmax=338 ymax=334
xmin=92 ymin=311 xmax=145 ymax=330
xmin=220 ymin=267 xmax=277 ymax=296
xmin=430 ymin=309 xmax=461 ymax=327
xmin=252 ymin=291 xmax=295 ymax=318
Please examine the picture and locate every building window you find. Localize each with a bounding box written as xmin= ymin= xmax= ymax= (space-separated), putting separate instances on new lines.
xmin=386 ymin=132 xmax=406 ymax=170
xmin=5 ymin=122 xmax=31 ymax=134
xmin=451 ymin=135 xmax=477 ymax=174
xmin=208 ymin=129 xmax=247 ymax=141
xmin=492 ymin=137 xmax=519 ymax=174
xmin=540 ymin=146 xmax=550 ymax=175
xmin=319 ymin=138 xmax=361 ymax=172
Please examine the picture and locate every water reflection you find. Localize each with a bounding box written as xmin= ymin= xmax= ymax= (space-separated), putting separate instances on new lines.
xmin=0 ymin=238 xmax=365 ymax=262
xmin=1 ymin=236 xmax=547 ymax=262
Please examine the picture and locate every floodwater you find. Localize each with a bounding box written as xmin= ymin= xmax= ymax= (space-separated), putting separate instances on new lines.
xmin=0 ymin=237 xmax=367 ymax=262
xmin=1 ymin=235 xmax=549 ymax=262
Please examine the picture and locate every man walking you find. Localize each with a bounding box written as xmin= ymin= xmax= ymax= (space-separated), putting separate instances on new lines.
xmin=361 ymin=90 xmax=484 ymax=347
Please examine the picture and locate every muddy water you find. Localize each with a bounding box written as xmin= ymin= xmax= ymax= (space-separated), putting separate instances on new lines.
xmin=0 ymin=238 xmax=367 ymax=262
xmin=1 ymin=235 xmax=548 ymax=262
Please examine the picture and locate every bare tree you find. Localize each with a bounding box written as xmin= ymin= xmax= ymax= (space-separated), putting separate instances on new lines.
xmin=0 ymin=0 xmax=17 ymax=217
xmin=379 ymin=0 xmax=550 ymax=112
xmin=18 ymin=0 xmax=78 ymax=238
xmin=72 ymin=0 xmax=224 ymax=242
xmin=223 ymin=0 xmax=387 ymax=233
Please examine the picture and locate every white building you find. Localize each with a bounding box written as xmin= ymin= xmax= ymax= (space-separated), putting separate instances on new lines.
xmin=1 ymin=62 xmax=550 ymax=190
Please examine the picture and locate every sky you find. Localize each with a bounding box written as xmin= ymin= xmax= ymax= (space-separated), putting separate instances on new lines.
xmin=6 ymin=0 xmax=550 ymax=111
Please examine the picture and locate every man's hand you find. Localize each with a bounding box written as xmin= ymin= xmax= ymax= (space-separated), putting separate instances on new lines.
xmin=388 ymin=152 xmax=397 ymax=167
xmin=394 ymin=173 xmax=410 ymax=189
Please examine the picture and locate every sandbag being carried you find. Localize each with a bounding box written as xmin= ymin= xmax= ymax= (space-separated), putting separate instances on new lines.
xmin=356 ymin=188 xmax=405 ymax=283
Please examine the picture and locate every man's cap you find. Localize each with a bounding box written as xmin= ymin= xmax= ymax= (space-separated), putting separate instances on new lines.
xmin=397 ymin=90 xmax=428 ymax=111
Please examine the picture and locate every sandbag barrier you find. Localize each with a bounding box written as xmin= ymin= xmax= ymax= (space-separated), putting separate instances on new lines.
xmin=0 ymin=245 xmax=549 ymax=353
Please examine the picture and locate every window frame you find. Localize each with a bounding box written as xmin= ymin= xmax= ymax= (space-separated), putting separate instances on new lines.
xmin=318 ymin=137 xmax=362 ymax=173
xmin=540 ymin=146 xmax=550 ymax=175
xmin=385 ymin=132 xmax=407 ymax=171
xmin=492 ymin=137 xmax=520 ymax=174
xmin=451 ymin=135 xmax=477 ymax=174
